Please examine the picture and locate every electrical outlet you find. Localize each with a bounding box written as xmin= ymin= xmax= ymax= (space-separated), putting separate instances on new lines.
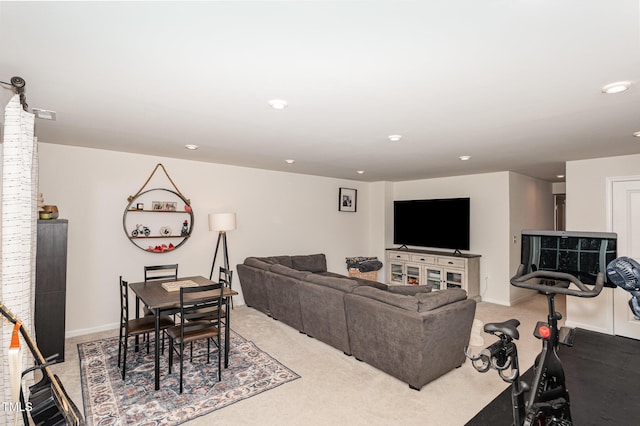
xmin=513 ymin=235 xmax=517 ymax=244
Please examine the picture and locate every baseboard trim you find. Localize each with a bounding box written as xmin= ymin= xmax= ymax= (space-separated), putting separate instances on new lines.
xmin=66 ymin=322 xmax=119 ymax=338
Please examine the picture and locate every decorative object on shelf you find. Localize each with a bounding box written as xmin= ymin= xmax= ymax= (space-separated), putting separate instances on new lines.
xmin=338 ymin=187 xmax=357 ymax=212
xmin=123 ymin=163 xmax=194 ymax=252
xmin=37 ymin=193 xmax=45 ymax=211
xmin=147 ymin=243 xmax=175 ymax=253
xmin=42 ymin=205 xmax=59 ymax=219
xmin=208 ymin=213 xmax=237 ymax=280
xmin=131 ymin=224 xmax=151 ymax=237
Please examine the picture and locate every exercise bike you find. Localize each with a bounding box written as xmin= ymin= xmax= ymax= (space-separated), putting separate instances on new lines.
xmin=465 ymin=265 xmax=604 ymax=426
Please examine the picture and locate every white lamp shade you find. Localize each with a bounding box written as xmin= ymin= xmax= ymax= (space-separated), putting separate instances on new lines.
xmin=208 ymin=212 xmax=237 ymax=232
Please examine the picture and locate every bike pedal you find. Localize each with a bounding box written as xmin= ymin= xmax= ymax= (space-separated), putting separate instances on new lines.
xmin=532 ymin=321 xmax=548 ymax=339
xmin=558 ymin=326 xmax=575 ymax=347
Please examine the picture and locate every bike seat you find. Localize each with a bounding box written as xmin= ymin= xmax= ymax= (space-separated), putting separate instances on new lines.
xmin=484 ymin=319 xmax=520 ymax=340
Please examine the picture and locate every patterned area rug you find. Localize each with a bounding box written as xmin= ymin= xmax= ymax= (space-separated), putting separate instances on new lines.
xmin=78 ymin=331 xmax=299 ymax=425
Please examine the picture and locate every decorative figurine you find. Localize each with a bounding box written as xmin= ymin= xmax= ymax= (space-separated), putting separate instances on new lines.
xmin=132 ymin=224 xmax=151 ymax=237
xmin=181 ymin=220 xmax=189 ymax=236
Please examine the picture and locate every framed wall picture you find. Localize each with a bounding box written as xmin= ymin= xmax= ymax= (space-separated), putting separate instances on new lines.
xmin=339 ymin=188 xmax=357 ymax=212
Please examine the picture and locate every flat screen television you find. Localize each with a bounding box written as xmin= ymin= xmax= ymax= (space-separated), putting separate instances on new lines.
xmin=393 ymin=198 xmax=470 ymax=251
xmin=520 ymin=230 xmax=617 ymax=287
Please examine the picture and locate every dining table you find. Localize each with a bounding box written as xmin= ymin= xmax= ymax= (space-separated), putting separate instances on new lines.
xmin=129 ymin=275 xmax=238 ymax=390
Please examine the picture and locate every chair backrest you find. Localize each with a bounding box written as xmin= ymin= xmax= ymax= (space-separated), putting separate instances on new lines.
xmin=144 ymin=264 xmax=178 ymax=282
xmin=179 ymin=283 xmax=224 ymax=335
xmin=219 ymin=267 xmax=233 ymax=288
xmin=119 ymin=276 xmax=130 ymax=326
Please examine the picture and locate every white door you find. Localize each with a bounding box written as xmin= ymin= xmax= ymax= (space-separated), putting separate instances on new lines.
xmin=611 ymin=178 xmax=640 ymax=339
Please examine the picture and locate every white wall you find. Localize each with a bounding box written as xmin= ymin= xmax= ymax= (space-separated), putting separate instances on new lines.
xmin=565 ymin=153 xmax=640 ymax=333
xmin=391 ymin=172 xmax=511 ymax=305
xmin=508 ymin=172 xmax=554 ymax=304
xmin=38 ymin=143 xmax=372 ymax=336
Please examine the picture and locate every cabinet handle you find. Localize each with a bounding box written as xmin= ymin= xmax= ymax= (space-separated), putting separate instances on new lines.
xmin=448 ymin=261 xmax=453 ymax=264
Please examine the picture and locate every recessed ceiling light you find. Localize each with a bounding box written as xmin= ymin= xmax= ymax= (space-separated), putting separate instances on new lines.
xmin=268 ymin=99 xmax=288 ymax=110
xmin=356 ymin=170 xmax=365 ymax=174
xmin=633 ymin=131 xmax=640 ymax=138
xmin=285 ymin=159 xmax=295 ymax=164
xmin=388 ymin=135 xmax=402 ymax=142
xmin=184 ymin=144 xmax=199 ymax=150
xmin=459 ymin=155 xmax=471 ymax=161
xmin=557 ymin=174 xmax=565 ymax=179
xmin=601 ymin=81 xmax=631 ymax=94
xmin=32 ymin=108 xmax=56 ymax=120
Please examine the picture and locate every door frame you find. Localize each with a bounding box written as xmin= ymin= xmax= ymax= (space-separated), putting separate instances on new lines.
xmin=607 ymin=175 xmax=640 ymax=338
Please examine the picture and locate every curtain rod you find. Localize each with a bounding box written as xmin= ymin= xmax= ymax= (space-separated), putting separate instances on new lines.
xmin=0 ymin=76 xmax=28 ymax=111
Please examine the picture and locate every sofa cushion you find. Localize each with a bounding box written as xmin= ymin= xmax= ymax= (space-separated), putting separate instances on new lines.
xmin=417 ymin=289 xmax=467 ymax=312
xmin=291 ymin=254 xmax=327 ymax=273
xmin=351 ymin=278 xmax=389 ymax=290
xmin=388 ymin=284 xmax=432 ymax=295
xmin=269 ymin=264 xmax=310 ymax=280
xmin=244 ymin=257 xmax=273 ymax=270
xmin=352 ymin=286 xmax=419 ymax=311
xmin=306 ymin=274 xmax=359 ymax=292
xmin=264 ymin=256 xmax=293 ymax=268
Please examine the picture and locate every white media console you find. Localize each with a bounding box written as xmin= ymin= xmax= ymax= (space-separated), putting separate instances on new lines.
xmin=386 ymin=248 xmax=481 ymax=301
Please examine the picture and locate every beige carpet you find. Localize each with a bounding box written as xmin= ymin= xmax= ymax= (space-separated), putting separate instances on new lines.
xmin=51 ymin=295 xmax=557 ymax=425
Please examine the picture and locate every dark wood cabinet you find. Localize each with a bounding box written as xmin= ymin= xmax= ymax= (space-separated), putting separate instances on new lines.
xmin=35 ymin=219 xmax=68 ymax=361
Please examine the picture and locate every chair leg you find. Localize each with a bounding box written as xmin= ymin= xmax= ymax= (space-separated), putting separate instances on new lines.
xmin=217 ymin=336 xmax=222 ymax=381
xmin=168 ymin=337 xmax=174 ymax=374
xmin=122 ymin=336 xmax=128 ymax=381
xmin=179 ymin=342 xmax=184 ymax=394
xmin=117 ymin=328 xmax=123 ymax=369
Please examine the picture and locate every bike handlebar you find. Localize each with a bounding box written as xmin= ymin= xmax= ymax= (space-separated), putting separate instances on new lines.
xmin=510 ymin=264 xmax=604 ymax=298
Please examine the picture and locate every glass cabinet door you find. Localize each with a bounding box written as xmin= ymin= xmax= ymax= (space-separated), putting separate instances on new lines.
xmin=425 ymin=267 xmax=443 ymax=290
xmin=406 ymin=264 xmax=421 ymax=286
xmin=389 ymin=263 xmax=404 ymax=285
xmin=445 ymin=270 xmax=463 ymax=289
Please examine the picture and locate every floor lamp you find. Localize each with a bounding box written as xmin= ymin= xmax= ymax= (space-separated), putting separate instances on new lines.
xmin=208 ymin=212 xmax=237 ymax=281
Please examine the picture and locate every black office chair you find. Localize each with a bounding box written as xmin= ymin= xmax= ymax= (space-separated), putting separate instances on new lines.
xmin=167 ymin=283 xmax=224 ymax=393
xmin=118 ymin=276 xmax=174 ymax=380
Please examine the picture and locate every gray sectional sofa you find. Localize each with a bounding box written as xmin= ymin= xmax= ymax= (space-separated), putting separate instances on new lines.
xmin=236 ymin=253 xmax=476 ymax=390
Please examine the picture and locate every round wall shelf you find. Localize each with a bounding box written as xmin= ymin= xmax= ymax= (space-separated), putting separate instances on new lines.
xmin=123 ymin=188 xmax=194 ymax=253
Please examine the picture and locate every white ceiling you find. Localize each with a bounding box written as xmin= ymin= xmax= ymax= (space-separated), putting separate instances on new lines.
xmin=1 ymin=1 xmax=639 ymax=182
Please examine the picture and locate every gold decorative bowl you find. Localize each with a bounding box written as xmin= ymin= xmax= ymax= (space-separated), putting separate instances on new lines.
xmin=42 ymin=205 xmax=59 ymax=219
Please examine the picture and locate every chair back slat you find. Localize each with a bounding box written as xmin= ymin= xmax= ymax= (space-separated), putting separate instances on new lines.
xmin=144 ymin=264 xmax=179 ymax=282
xmin=179 ymin=283 xmax=224 ymax=334
xmin=219 ymin=267 xmax=233 ymax=288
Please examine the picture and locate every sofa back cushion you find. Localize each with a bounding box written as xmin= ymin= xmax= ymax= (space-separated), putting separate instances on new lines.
xmin=352 ymin=286 xmax=419 ymax=311
xmin=291 ymin=254 xmax=327 ymax=273
xmin=388 ymin=284 xmax=432 ymax=295
xmin=264 ymin=256 xmax=293 ymax=268
xmin=306 ymin=274 xmax=359 ymax=292
xmin=417 ymin=289 xmax=467 ymax=312
xmin=269 ymin=264 xmax=311 ymax=280
xmin=244 ymin=257 xmax=273 ymax=270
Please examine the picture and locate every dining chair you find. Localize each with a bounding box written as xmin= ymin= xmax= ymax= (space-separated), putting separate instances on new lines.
xmin=142 ymin=264 xmax=179 ymax=317
xmin=118 ymin=276 xmax=174 ymax=380
xmin=195 ymin=267 xmax=233 ymax=326
xmin=167 ymin=283 xmax=224 ymax=393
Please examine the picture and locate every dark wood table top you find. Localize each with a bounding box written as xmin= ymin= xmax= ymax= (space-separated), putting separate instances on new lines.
xmin=129 ymin=275 xmax=238 ymax=311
